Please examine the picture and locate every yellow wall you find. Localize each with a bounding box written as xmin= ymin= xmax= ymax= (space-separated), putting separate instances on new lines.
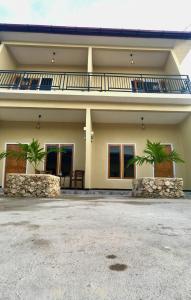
xmin=0 ymin=121 xmax=85 ymax=186
xmin=0 ymin=44 xmax=17 ymax=70
xmin=179 ymin=114 xmax=191 ymax=189
xmin=164 ymin=52 xmax=181 ymax=75
xmin=91 ymin=123 xmax=186 ymax=189
xmin=16 ymin=65 xmax=87 ymax=72
xmin=94 ymin=66 xmax=165 ymax=75
xmin=0 ymin=120 xmax=189 ymax=189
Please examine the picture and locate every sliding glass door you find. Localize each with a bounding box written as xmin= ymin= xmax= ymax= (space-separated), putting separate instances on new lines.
xmin=45 ymin=144 xmax=74 ymax=176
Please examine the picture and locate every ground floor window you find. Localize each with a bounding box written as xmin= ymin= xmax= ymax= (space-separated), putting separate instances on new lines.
xmin=108 ymin=144 xmax=135 ymax=179
xmin=45 ymin=144 xmax=73 ymax=176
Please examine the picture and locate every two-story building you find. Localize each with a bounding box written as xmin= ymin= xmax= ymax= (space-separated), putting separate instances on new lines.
xmin=0 ymin=24 xmax=191 ymax=190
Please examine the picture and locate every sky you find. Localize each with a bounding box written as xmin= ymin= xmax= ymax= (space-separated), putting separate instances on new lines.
xmin=0 ymin=0 xmax=190 ymax=76
xmin=0 ymin=0 xmax=191 ymax=31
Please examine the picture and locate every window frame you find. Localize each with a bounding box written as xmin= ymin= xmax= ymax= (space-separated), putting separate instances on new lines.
xmin=45 ymin=144 xmax=59 ymax=175
xmin=59 ymin=144 xmax=74 ymax=176
xmin=122 ymin=144 xmax=136 ymax=179
xmin=108 ymin=143 xmax=136 ymax=179
xmin=44 ymin=143 xmax=74 ymax=176
xmin=108 ymin=144 xmax=121 ymax=179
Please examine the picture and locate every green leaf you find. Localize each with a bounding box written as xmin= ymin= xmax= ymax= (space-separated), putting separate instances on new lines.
xmin=8 ymin=139 xmax=67 ymax=172
xmin=127 ymin=140 xmax=184 ymax=167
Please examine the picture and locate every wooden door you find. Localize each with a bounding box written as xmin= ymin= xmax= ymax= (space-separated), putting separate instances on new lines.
xmin=154 ymin=145 xmax=174 ymax=178
xmin=4 ymin=144 xmax=27 ymax=184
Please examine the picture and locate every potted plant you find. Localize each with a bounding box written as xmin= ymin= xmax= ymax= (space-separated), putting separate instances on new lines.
xmin=127 ymin=140 xmax=185 ymax=198
xmin=5 ymin=139 xmax=60 ymax=198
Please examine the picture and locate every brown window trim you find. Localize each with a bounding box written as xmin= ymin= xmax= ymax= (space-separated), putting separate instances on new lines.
xmin=45 ymin=144 xmax=59 ymax=175
xmin=108 ymin=144 xmax=136 ymax=179
xmin=122 ymin=144 xmax=136 ymax=179
xmin=59 ymin=144 xmax=74 ymax=176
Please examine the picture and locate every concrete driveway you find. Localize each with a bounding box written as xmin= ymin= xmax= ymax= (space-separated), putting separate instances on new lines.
xmin=0 ymin=195 xmax=191 ymax=300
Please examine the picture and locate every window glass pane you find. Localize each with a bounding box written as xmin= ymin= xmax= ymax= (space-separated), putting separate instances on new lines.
xmin=46 ymin=145 xmax=58 ymax=175
xmin=60 ymin=145 xmax=73 ymax=176
xmin=109 ymin=145 xmax=121 ymax=178
xmin=123 ymin=145 xmax=135 ymax=178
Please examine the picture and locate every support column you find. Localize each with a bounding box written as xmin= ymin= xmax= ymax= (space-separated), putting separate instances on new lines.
xmin=85 ymin=108 xmax=92 ymax=189
xmin=87 ymin=47 xmax=93 ymax=90
xmin=87 ymin=47 xmax=93 ymax=73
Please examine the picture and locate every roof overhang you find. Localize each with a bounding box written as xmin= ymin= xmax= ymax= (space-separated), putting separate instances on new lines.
xmin=0 ymin=24 xmax=191 ymax=49
xmin=0 ymin=23 xmax=191 ymax=39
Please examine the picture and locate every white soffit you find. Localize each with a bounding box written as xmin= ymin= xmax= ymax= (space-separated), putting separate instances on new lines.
xmin=93 ymin=49 xmax=169 ymax=68
xmin=92 ymin=111 xmax=189 ymax=124
xmin=8 ymin=45 xmax=88 ymax=66
xmin=0 ymin=108 xmax=86 ymax=123
xmin=0 ymin=31 xmax=177 ymax=48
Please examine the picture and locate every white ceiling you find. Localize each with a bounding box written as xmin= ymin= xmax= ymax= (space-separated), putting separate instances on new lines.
xmin=0 ymin=108 xmax=86 ymax=123
xmin=8 ymin=45 xmax=88 ymax=66
xmin=93 ymin=49 xmax=169 ymax=68
xmin=0 ymin=108 xmax=188 ymax=124
xmin=7 ymin=44 xmax=169 ymax=68
xmin=92 ymin=111 xmax=189 ymax=124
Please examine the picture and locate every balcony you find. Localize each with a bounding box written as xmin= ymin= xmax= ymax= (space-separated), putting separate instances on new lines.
xmin=0 ymin=71 xmax=190 ymax=95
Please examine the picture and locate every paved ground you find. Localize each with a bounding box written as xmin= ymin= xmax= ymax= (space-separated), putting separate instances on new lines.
xmin=0 ymin=195 xmax=191 ymax=300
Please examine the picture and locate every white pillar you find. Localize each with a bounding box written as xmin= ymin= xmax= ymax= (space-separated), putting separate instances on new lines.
xmin=85 ymin=108 xmax=92 ymax=189
xmin=87 ymin=47 xmax=93 ymax=73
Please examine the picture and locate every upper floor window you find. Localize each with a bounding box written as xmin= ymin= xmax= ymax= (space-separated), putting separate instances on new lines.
xmin=108 ymin=144 xmax=135 ymax=179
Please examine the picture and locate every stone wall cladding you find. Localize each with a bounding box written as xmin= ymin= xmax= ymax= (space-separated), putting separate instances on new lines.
xmin=132 ymin=177 xmax=184 ymax=198
xmin=5 ymin=174 xmax=60 ymax=198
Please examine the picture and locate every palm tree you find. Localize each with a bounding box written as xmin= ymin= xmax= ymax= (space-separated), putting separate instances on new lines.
xmin=127 ymin=140 xmax=184 ymax=168
xmin=0 ymin=152 xmax=7 ymax=160
xmin=10 ymin=139 xmax=58 ymax=173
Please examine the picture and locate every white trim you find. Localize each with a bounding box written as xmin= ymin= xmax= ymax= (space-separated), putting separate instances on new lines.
xmin=44 ymin=142 xmax=75 ymax=174
xmin=2 ymin=142 xmax=29 ymax=188
xmin=106 ymin=142 xmax=137 ymax=180
xmin=4 ymin=41 xmax=172 ymax=52
xmin=152 ymin=143 xmax=176 ymax=177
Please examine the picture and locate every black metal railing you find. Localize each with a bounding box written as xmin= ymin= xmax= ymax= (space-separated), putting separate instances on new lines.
xmin=0 ymin=70 xmax=190 ymax=94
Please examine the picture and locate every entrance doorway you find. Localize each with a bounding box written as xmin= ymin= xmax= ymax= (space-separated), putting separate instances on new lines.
xmin=45 ymin=144 xmax=74 ymax=176
xmin=4 ymin=144 xmax=27 ymax=185
xmin=154 ymin=144 xmax=174 ymax=178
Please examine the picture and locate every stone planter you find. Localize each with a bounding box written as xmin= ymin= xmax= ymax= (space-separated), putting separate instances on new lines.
xmin=5 ymin=174 xmax=60 ymax=198
xmin=132 ymin=177 xmax=184 ymax=198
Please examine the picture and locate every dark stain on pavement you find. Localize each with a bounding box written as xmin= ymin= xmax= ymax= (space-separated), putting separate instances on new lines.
xmin=106 ymin=254 xmax=117 ymax=259
xmin=0 ymin=221 xmax=30 ymax=227
xmin=32 ymin=238 xmax=50 ymax=248
xmin=28 ymin=224 xmax=40 ymax=230
xmin=109 ymin=264 xmax=127 ymax=271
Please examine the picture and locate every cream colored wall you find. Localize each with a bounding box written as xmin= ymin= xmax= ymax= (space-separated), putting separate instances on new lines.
xmin=16 ymin=65 xmax=87 ymax=72
xmin=179 ymin=114 xmax=191 ymax=189
xmin=93 ymin=66 xmax=165 ymax=75
xmin=164 ymin=52 xmax=181 ymax=75
xmin=0 ymin=44 xmax=17 ymax=70
xmin=0 ymin=121 xmax=85 ymax=187
xmin=92 ymin=123 xmax=186 ymax=189
xmin=173 ymin=40 xmax=191 ymax=66
xmin=0 ymin=120 xmax=188 ymax=190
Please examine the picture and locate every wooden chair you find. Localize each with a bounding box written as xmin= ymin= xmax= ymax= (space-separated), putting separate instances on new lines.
xmin=70 ymin=170 xmax=85 ymax=189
